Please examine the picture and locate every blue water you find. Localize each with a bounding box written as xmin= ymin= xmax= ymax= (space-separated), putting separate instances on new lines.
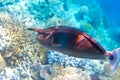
xmin=96 ymin=0 xmax=120 ymax=43
xmin=97 ymin=0 xmax=120 ymax=25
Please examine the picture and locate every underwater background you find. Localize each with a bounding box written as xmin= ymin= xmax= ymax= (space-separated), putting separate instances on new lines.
xmin=0 ymin=0 xmax=120 ymax=80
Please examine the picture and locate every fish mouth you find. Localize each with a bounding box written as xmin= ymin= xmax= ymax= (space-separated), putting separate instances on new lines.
xmin=28 ymin=28 xmax=50 ymax=38
xmin=27 ymin=28 xmax=44 ymax=33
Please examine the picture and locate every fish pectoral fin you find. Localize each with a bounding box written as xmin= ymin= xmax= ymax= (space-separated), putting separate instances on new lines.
xmin=52 ymin=43 xmax=62 ymax=47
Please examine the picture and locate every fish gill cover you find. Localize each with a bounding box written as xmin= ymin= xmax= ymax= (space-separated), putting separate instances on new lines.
xmin=0 ymin=0 xmax=120 ymax=80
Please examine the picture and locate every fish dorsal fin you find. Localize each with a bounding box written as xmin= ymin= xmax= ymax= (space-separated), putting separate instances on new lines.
xmin=81 ymin=33 xmax=106 ymax=54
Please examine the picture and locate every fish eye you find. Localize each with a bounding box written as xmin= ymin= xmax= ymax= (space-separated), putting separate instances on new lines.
xmin=38 ymin=31 xmax=50 ymax=38
xmin=42 ymin=32 xmax=50 ymax=38
xmin=44 ymin=33 xmax=49 ymax=36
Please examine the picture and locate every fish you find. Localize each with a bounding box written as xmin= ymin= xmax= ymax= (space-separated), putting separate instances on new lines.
xmin=28 ymin=26 xmax=120 ymax=73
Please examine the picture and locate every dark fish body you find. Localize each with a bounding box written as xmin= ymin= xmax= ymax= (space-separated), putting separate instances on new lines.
xmin=42 ymin=26 xmax=106 ymax=59
xmin=28 ymin=26 xmax=120 ymax=72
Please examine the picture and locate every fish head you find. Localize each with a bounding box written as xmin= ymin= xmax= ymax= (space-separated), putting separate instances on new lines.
xmin=37 ymin=29 xmax=53 ymax=44
xmin=28 ymin=27 xmax=56 ymax=45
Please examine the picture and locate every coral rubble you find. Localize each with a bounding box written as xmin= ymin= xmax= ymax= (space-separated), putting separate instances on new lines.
xmin=41 ymin=63 xmax=91 ymax=80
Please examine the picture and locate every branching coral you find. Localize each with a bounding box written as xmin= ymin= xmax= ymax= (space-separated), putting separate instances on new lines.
xmin=0 ymin=12 xmax=48 ymax=80
xmin=0 ymin=12 xmax=48 ymax=65
xmin=0 ymin=13 xmax=28 ymax=56
xmin=41 ymin=63 xmax=91 ymax=80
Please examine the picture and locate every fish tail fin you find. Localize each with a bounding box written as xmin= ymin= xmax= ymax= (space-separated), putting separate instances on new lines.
xmin=107 ymin=48 xmax=120 ymax=72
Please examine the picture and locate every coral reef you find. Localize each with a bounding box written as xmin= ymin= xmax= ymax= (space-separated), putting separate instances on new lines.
xmin=0 ymin=67 xmax=20 ymax=80
xmin=0 ymin=0 xmax=120 ymax=80
xmin=45 ymin=15 xmax=76 ymax=27
xmin=79 ymin=5 xmax=89 ymax=14
xmin=95 ymin=63 xmax=120 ymax=80
xmin=41 ymin=63 xmax=91 ymax=80
xmin=47 ymin=50 xmax=105 ymax=74
xmin=0 ymin=0 xmax=19 ymax=6
xmin=29 ymin=0 xmax=79 ymax=28
xmin=92 ymin=27 xmax=120 ymax=51
xmin=0 ymin=54 xmax=6 ymax=72
xmin=0 ymin=12 xmax=48 ymax=65
xmin=25 ymin=0 xmax=64 ymax=21
xmin=81 ymin=22 xmax=94 ymax=33
xmin=0 ymin=12 xmax=48 ymax=79
xmin=110 ymin=67 xmax=120 ymax=80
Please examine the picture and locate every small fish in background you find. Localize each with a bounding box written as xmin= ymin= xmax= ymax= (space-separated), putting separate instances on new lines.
xmin=28 ymin=26 xmax=120 ymax=73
